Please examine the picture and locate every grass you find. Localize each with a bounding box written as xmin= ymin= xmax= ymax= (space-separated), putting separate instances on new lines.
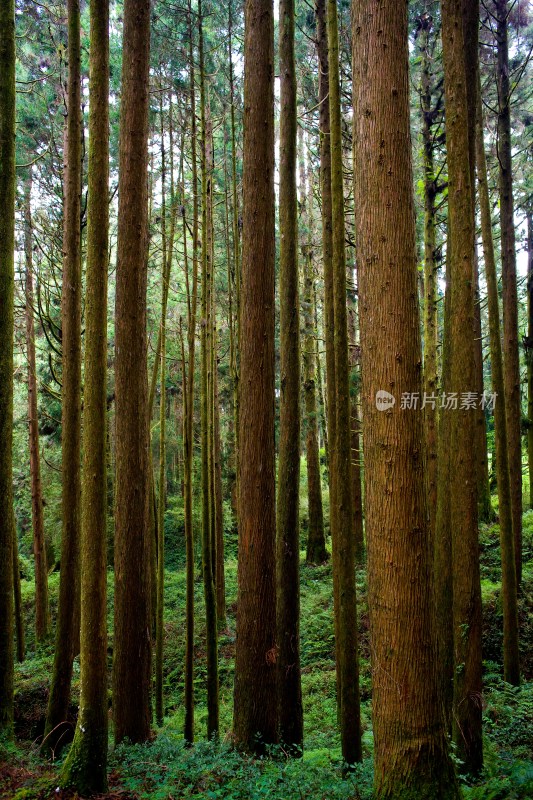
xmin=2 ymin=495 xmax=532 ymax=799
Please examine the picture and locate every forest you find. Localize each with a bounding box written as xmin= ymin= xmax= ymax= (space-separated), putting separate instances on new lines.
xmin=0 ymin=0 xmax=532 ymax=797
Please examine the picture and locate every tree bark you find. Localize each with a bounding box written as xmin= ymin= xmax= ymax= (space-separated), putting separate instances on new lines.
xmin=233 ymin=0 xmax=278 ymax=752
xmin=113 ymin=0 xmax=152 ymax=745
xmin=442 ymin=0 xmax=483 ymax=775
xmin=43 ymin=0 xmax=82 ymax=754
xmin=327 ymin=0 xmax=361 ymax=766
xmin=59 ymin=0 xmax=110 ymax=788
xmin=24 ymin=173 xmax=50 ymax=643
xmin=276 ymin=0 xmax=303 ymax=753
xmin=352 ymin=2 xmax=460 ymax=795
xmin=476 ymin=86 xmax=520 ymax=685
xmin=496 ymin=0 xmax=522 ymax=586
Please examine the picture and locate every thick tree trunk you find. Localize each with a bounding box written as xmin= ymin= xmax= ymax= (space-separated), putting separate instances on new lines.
xmin=327 ymin=0 xmax=361 ymax=766
xmin=442 ymin=0 xmax=483 ymax=775
xmin=24 ymin=175 xmax=50 ymax=643
xmin=233 ymin=0 xmax=278 ymax=752
xmin=276 ymin=0 xmax=302 ymax=752
xmin=476 ymin=88 xmax=520 ymax=685
xmin=59 ymin=0 xmax=110 ymax=789
xmin=113 ymin=0 xmax=152 ymax=745
xmin=43 ymin=0 xmax=82 ymax=754
xmin=497 ymin=0 xmax=523 ymax=586
xmin=352 ymin=2 xmax=459 ymax=796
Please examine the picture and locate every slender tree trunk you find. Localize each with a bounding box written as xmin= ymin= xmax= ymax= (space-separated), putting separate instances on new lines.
xmin=434 ymin=247 xmax=454 ymax=730
xmin=352 ymin=2 xmax=460 ymax=796
xmin=315 ymin=0 xmax=340 ymax=718
xmin=527 ymin=210 xmax=533 ymax=508
xmin=113 ymin=0 xmax=152 ymax=745
xmin=476 ymin=87 xmax=520 ymax=685
xmin=59 ymin=0 xmax=110 ymax=788
xmin=473 ymin=251 xmax=493 ymax=522
xmin=199 ymin=4 xmax=219 ymax=739
xmin=0 ymin=0 xmax=15 ymax=736
xmin=24 ymin=174 xmax=50 ymax=642
xmin=442 ymin=0 xmax=483 ymax=775
xmin=13 ymin=527 xmax=25 ymax=663
xmin=302 ymin=168 xmax=327 ymax=566
xmin=213 ymin=346 xmax=226 ymax=627
xmin=419 ymin=15 xmax=439 ymax=543
xmin=276 ymin=0 xmax=302 ymax=752
xmin=327 ymin=0 xmax=361 ymax=766
xmin=155 ymin=98 xmax=169 ymax=728
xmin=233 ymin=0 xmax=278 ymax=753
xmin=228 ymin=1 xmax=241 ymax=530
xmin=347 ymin=285 xmax=364 ymax=564
xmin=183 ymin=6 xmax=199 ymax=740
xmin=497 ymin=0 xmax=522 ymax=586
xmin=43 ymin=0 xmax=82 ymax=753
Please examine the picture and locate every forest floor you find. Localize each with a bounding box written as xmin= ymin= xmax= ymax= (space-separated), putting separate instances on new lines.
xmin=2 ymin=504 xmax=533 ymax=800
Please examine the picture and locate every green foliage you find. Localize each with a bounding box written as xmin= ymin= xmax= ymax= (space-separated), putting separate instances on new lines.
xmin=109 ymin=735 xmax=374 ymax=800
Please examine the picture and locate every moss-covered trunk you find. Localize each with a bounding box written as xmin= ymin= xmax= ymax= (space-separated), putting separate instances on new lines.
xmin=59 ymin=0 xmax=110 ymax=789
xmin=476 ymin=85 xmax=520 ymax=686
xmin=43 ymin=0 xmax=82 ymax=753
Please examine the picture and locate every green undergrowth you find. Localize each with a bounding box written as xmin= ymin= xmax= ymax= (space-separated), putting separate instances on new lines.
xmin=3 ymin=499 xmax=533 ymax=799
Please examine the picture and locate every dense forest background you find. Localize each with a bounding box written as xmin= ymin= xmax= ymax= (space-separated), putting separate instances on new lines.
xmin=1 ymin=0 xmax=533 ymax=798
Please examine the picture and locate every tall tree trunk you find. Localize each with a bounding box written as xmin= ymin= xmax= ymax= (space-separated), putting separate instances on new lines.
xmin=276 ymin=0 xmax=302 ymax=753
xmin=24 ymin=174 xmax=50 ymax=642
xmin=43 ymin=0 xmax=82 ymax=754
xmin=113 ymin=0 xmax=152 ymax=745
xmin=476 ymin=86 xmax=520 ymax=685
xmin=199 ymin=4 xmax=219 ymax=739
xmin=326 ymin=0 xmax=361 ymax=766
xmin=0 ymin=0 xmax=15 ymax=736
xmin=59 ymin=0 xmax=110 ymax=789
xmin=155 ymin=98 xmax=169 ymax=728
xmin=302 ymin=168 xmax=327 ymax=566
xmin=183 ymin=5 xmax=199 ymax=741
xmin=352 ymin=2 xmax=459 ymax=796
xmin=497 ymin=0 xmax=522 ymax=586
xmin=315 ymin=0 xmax=339 ymax=718
xmin=419 ymin=14 xmax=439 ymax=543
xmin=233 ymin=0 xmax=278 ymax=753
xmin=228 ymin=0 xmax=241 ymax=529
xmin=434 ymin=248 xmax=454 ymax=730
xmin=442 ymin=0 xmax=483 ymax=775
